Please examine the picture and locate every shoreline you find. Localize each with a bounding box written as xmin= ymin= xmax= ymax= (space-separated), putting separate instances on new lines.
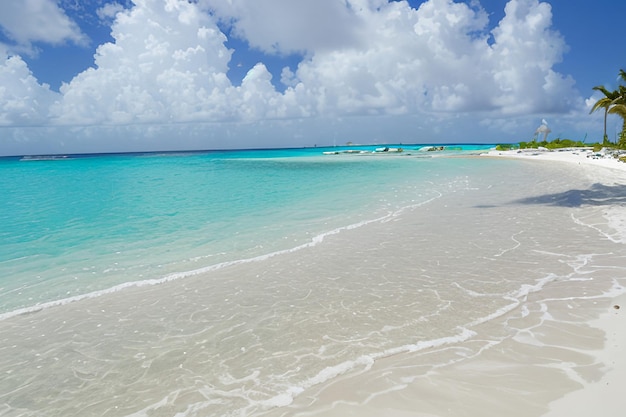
xmin=256 ymin=150 xmax=626 ymax=417
xmin=2 ymin=149 xmax=625 ymax=416
xmin=482 ymin=147 xmax=626 ymax=174
xmin=543 ymin=294 xmax=626 ymax=416
xmin=486 ymin=147 xmax=626 ymax=416
xmin=271 ymin=149 xmax=626 ymax=417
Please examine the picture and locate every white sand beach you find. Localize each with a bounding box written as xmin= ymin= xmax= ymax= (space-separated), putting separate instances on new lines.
xmin=2 ymin=148 xmax=625 ymax=417
xmin=248 ymin=148 xmax=626 ymax=417
xmin=485 ymin=148 xmax=626 ymax=417
xmin=484 ymin=147 xmax=626 ymax=173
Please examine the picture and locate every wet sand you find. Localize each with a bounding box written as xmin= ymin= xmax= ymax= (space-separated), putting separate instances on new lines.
xmin=260 ymin=149 xmax=626 ymax=417
xmin=489 ymin=148 xmax=626 ymax=417
xmin=2 ymin=149 xmax=625 ymax=417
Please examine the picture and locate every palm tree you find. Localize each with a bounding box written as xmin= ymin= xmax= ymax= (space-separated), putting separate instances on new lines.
xmin=609 ymin=86 xmax=626 ymax=147
xmin=615 ymin=71 xmax=626 ymax=146
xmin=590 ymin=69 xmax=626 ymax=146
xmin=590 ymin=85 xmax=618 ymax=144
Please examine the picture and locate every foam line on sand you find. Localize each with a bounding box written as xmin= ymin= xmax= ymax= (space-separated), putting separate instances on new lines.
xmin=486 ymin=147 xmax=626 ymax=416
xmin=543 ymin=294 xmax=626 ymax=416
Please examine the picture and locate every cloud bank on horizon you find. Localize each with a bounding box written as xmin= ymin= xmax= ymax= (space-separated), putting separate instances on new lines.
xmin=0 ymin=0 xmax=611 ymax=155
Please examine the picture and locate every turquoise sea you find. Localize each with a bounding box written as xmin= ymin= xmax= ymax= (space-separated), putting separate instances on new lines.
xmin=1 ymin=144 xmax=625 ymax=417
xmin=0 ymin=144 xmax=491 ymax=316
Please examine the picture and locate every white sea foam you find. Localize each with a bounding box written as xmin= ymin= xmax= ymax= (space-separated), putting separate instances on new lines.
xmin=604 ymin=206 xmax=626 ymax=244
xmin=246 ymin=327 xmax=478 ymax=415
xmin=0 ymin=183 xmax=452 ymax=323
xmin=0 ymin=207 xmax=410 ymax=322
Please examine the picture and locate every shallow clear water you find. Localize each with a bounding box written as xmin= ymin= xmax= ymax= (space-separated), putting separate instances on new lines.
xmin=1 ymin=145 xmax=624 ymax=417
xmin=0 ymin=145 xmax=491 ymax=315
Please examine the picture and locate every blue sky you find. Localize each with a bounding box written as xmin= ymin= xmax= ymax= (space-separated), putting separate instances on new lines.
xmin=0 ymin=0 xmax=624 ymax=155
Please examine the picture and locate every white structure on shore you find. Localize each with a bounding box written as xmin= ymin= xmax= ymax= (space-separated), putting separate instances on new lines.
xmin=534 ymin=119 xmax=551 ymax=141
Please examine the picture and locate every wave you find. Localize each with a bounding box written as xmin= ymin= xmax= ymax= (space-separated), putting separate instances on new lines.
xmin=253 ymin=326 xmax=478 ymax=412
xmin=571 ymin=206 xmax=626 ymax=245
xmin=244 ymin=271 xmax=626 ymax=416
xmin=0 ymin=194 xmax=443 ymax=322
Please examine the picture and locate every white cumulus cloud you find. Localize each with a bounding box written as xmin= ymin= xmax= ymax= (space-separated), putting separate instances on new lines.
xmin=52 ymin=0 xmax=235 ymax=125
xmin=0 ymin=0 xmax=590 ymax=154
xmin=201 ymin=0 xmax=365 ymax=54
xmin=0 ymin=0 xmax=87 ymax=51
xmin=0 ymin=55 xmax=59 ymax=126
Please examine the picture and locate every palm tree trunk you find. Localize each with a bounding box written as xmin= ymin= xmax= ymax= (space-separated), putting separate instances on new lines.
xmin=604 ymin=109 xmax=608 ymax=144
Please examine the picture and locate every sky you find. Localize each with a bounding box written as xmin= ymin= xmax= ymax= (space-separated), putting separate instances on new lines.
xmin=0 ymin=0 xmax=625 ymax=156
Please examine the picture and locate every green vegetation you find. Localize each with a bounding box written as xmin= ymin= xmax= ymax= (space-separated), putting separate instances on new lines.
xmin=590 ymin=69 xmax=626 ymax=148
xmin=495 ymin=144 xmax=516 ymax=151
xmin=496 ymin=138 xmax=600 ymax=151
xmin=496 ymin=69 xmax=626 ymax=153
xmin=518 ymin=138 xmax=593 ymax=150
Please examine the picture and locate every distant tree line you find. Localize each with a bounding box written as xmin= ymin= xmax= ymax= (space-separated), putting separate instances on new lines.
xmin=495 ymin=138 xmax=598 ymax=152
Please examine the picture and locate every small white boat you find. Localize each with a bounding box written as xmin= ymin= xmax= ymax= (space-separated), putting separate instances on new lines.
xmin=374 ymin=147 xmax=403 ymax=153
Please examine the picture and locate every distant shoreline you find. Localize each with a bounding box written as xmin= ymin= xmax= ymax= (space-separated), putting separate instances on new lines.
xmin=482 ymin=147 xmax=626 ymax=173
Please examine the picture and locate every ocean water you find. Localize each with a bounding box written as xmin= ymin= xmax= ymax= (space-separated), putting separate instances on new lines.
xmin=0 ymin=145 xmax=489 ymax=316
xmin=1 ymin=145 xmax=625 ymax=417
